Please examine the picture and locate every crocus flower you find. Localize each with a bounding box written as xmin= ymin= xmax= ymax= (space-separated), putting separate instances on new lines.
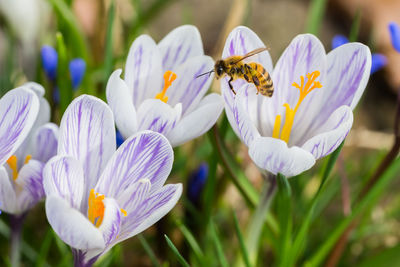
xmin=389 ymin=22 xmax=400 ymax=53
xmin=41 ymin=45 xmax=58 ymax=81
xmin=69 ymin=58 xmax=86 ymax=90
xmin=106 ymin=25 xmax=224 ymax=147
xmin=332 ymin=34 xmax=386 ymax=74
xmin=222 ymin=26 xmax=371 ymax=177
xmin=0 ymin=86 xmax=40 ymax=213
xmin=43 ymin=95 xmax=182 ymax=266
xmin=0 ymin=82 xmax=58 ymax=215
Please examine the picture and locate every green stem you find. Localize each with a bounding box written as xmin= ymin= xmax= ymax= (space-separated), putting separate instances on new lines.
xmin=10 ymin=214 xmax=26 ymax=267
xmin=245 ymin=174 xmax=277 ymax=265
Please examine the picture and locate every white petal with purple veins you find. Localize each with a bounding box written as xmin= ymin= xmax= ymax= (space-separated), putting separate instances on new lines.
xmin=165 ymin=55 xmax=214 ymax=115
xmin=43 ymin=156 xmax=85 ymax=210
xmin=136 ymin=99 xmax=182 ymax=135
xmin=158 ymin=25 xmax=204 ymax=70
xmin=117 ymin=179 xmax=151 ymax=213
xmin=167 ymin=93 xmax=224 ymax=147
xmin=96 ymin=131 xmax=173 ymax=197
xmin=117 ymin=184 xmax=182 ymax=242
xmin=16 ymin=159 xmax=44 ymax=213
xmin=58 ymin=95 xmax=116 ymax=200
xmin=32 ymin=123 xmax=59 ymax=163
xmin=249 ymin=137 xmax=315 ymax=177
xmin=99 ymin=198 xmax=121 ymax=247
xmin=0 ymin=87 xmax=39 ymax=166
xmin=0 ymin=167 xmax=17 ymax=213
xmin=125 ymin=35 xmax=163 ymax=107
xmin=45 ymin=195 xmax=105 ymax=250
xmin=106 ymin=69 xmax=138 ymax=139
xmin=302 ymin=106 xmax=353 ymax=160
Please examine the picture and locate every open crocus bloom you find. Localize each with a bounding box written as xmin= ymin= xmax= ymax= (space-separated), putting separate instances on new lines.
xmin=0 ymin=86 xmax=40 ymax=213
xmin=106 ymin=25 xmax=224 ymax=147
xmin=43 ymin=95 xmax=182 ymax=265
xmin=222 ymin=26 xmax=371 ymax=177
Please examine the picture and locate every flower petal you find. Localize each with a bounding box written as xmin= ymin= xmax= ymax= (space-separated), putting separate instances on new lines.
xmin=165 ymin=55 xmax=214 ymax=115
xmin=58 ymin=95 xmax=116 ymax=197
xmin=96 ymin=131 xmax=173 ymax=197
xmin=117 ymin=184 xmax=182 ymax=242
xmin=167 ymin=93 xmax=224 ymax=147
xmin=106 ymin=69 xmax=137 ymax=139
xmin=0 ymin=167 xmax=17 ymax=213
xmin=16 ymin=159 xmax=44 ymax=213
xmin=302 ymin=106 xmax=353 ymax=160
xmin=249 ymin=137 xmax=315 ymax=177
xmin=45 ymin=195 xmax=105 ymax=250
xmin=158 ymin=25 xmax=204 ymax=70
xmin=99 ymin=198 xmax=121 ymax=247
xmin=0 ymin=87 xmax=39 ymax=166
xmin=117 ymin=178 xmax=151 ymax=213
xmin=32 ymin=123 xmax=59 ymax=163
xmin=43 ymin=156 xmax=85 ymax=210
xmin=24 ymin=82 xmax=50 ymax=126
xmin=125 ymin=34 xmax=163 ymax=107
xmin=136 ymin=99 xmax=182 ymax=135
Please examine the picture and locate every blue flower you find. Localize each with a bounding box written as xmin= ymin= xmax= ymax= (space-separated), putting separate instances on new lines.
xmin=389 ymin=22 xmax=400 ymax=53
xmin=69 ymin=58 xmax=86 ymax=90
xmin=331 ymin=34 xmax=386 ymax=74
xmin=116 ymin=130 xmax=125 ymax=148
xmin=187 ymin=163 xmax=208 ymax=204
xmin=41 ymin=45 xmax=58 ymax=81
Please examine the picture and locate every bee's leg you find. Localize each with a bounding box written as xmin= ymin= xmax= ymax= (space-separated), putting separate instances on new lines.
xmin=228 ymin=77 xmax=236 ymax=95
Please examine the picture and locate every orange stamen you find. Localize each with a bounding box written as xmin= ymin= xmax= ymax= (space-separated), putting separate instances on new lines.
xmin=155 ymin=70 xmax=177 ymax=103
xmin=88 ymin=189 xmax=105 ymax=227
xmin=6 ymin=154 xmax=32 ymax=181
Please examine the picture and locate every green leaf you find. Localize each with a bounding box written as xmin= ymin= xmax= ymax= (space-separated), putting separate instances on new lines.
xmin=305 ymin=156 xmax=400 ymax=267
xmin=55 ymin=32 xmax=72 ymax=114
xmin=164 ymin=234 xmax=190 ymax=267
xmin=356 ymin=244 xmax=400 ymax=267
xmin=349 ymin=10 xmax=362 ymax=42
xmin=233 ymin=211 xmax=251 ymax=267
xmin=209 ymin=220 xmax=229 ymax=267
xmin=305 ymin=0 xmax=328 ymax=35
xmin=176 ymin=221 xmax=205 ymax=264
xmin=103 ymin=0 xmax=115 ymax=86
xmin=138 ymin=234 xmax=161 ymax=267
xmin=35 ymin=229 xmax=53 ymax=267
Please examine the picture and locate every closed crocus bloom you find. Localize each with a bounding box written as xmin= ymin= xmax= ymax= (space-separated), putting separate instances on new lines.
xmin=43 ymin=95 xmax=182 ymax=266
xmin=106 ymin=25 xmax=224 ymax=147
xmin=222 ymin=26 xmax=371 ymax=177
xmin=0 ymin=82 xmax=58 ymax=215
xmin=0 ymin=86 xmax=40 ymax=213
xmin=69 ymin=58 xmax=86 ymax=90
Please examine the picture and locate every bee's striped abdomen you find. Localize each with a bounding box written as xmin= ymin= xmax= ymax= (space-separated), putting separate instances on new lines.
xmin=247 ymin=63 xmax=274 ymax=97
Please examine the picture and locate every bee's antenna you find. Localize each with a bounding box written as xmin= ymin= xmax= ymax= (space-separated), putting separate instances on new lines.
xmin=196 ymin=70 xmax=214 ymax=78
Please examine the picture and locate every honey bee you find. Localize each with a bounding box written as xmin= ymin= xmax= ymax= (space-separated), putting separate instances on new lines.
xmin=198 ymin=47 xmax=273 ymax=97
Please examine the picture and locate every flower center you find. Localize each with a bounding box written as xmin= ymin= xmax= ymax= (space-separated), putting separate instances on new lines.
xmin=272 ymin=70 xmax=322 ymax=143
xmin=6 ymin=155 xmax=32 ymax=181
xmin=155 ymin=70 xmax=177 ymax=103
xmin=87 ymin=189 xmax=127 ymax=227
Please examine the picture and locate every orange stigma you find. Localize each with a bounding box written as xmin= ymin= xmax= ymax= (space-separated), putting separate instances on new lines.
xmin=155 ymin=70 xmax=177 ymax=103
xmin=272 ymin=70 xmax=322 ymax=143
xmin=6 ymin=154 xmax=32 ymax=181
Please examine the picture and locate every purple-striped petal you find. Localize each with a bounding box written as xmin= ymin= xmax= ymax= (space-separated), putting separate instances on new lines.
xmin=58 ymin=95 xmax=116 ymax=200
xmin=32 ymin=123 xmax=58 ymax=163
xmin=0 ymin=167 xmax=17 ymax=213
xmin=117 ymin=179 xmax=151 ymax=213
xmin=106 ymin=69 xmax=137 ymax=139
xmin=16 ymin=159 xmax=44 ymax=213
xmin=43 ymin=156 xmax=85 ymax=210
xmin=167 ymin=93 xmax=224 ymax=147
xmin=117 ymin=183 xmax=182 ymax=242
xmin=302 ymin=106 xmax=353 ymax=159
xmin=165 ymin=55 xmax=214 ymax=115
xmin=99 ymin=198 xmax=121 ymax=247
xmin=0 ymin=87 xmax=39 ymax=166
xmin=158 ymin=25 xmax=204 ymax=71
xmin=248 ymin=137 xmax=315 ymax=177
xmin=136 ymin=99 xmax=182 ymax=135
xmin=125 ymin=35 xmax=163 ymax=107
xmin=96 ymin=131 xmax=173 ymax=198
xmin=45 ymin=195 xmax=105 ymax=250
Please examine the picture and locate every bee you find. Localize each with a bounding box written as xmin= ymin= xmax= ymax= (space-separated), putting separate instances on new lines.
xmin=198 ymin=48 xmax=273 ymax=97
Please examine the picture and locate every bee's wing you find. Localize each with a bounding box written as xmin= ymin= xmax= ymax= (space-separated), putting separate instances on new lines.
xmin=232 ymin=47 xmax=269 ymax=64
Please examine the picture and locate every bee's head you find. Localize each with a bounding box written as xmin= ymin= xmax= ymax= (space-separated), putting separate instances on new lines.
xmin=214 ymin=60 xmax=226 ymax=78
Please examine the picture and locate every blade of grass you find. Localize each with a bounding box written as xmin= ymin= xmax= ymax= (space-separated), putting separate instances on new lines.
xmin=103 ymin=0 xmax=115 ymax=86
xmin=55 ymin=32 xmax=71 ymax=114
xmin=176 ymin=220 xmax=205 ymax=264
xmin=35 ymin=229 xmax=53 ymax=267
xmin=164 ymin=234 xmax=190 ymax=267
xmin=305 ymin=156 xmax=400 ymax=267
xmin=209 ymin=220 xmax=229 ymax=267
xmin=349 ymin=10 xmax=361 ymax=42
xmin=138 ymin=234 xmax=161 ymax=267
xmin=305 ymin=0 xmax=328 ymax=35
xmin=233 ymin=211 xmax=251 ymax=267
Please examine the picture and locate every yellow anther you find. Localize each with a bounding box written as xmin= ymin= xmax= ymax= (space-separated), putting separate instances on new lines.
xmin=121 ymin=208 xmax=127 ymax=217
xmin=24 ymin=155 xmax=32 ymax=164
xmin=155 ymin=70 xmax=177 ymax=103
xmin=88 ymin=189 xmax=105 ymax=227
xmin=7 ymin=155 xmax=18 ymax=181
xmin=272 ymin=70 xmax=322 ymax=143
